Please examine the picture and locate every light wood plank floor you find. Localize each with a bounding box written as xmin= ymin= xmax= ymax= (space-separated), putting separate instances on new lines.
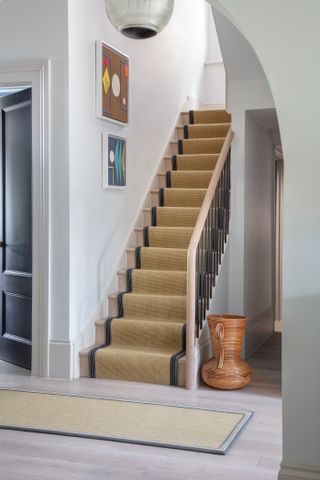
xmin=0 ymin=334 xmax=282 ymax=480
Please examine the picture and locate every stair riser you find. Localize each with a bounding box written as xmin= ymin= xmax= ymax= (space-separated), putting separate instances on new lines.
xmin=118 ymin=270 xmax=187 ymax=295
xmin=108 ymin=296 xmax=118 ymax=317
xmin=126 ymin=250 xmax=136 ymax=269
xmin=190 ymin=110 xmax=231 ymax=124
xmin=149 ymin=190 xmax=159 ymax=208
xmin=147 ymin=229 xmax=192 ymax=249
xmin=169 ymin=141 xmax=178 ymax=155
xmin=175 ymin=126 xmax=185 ymax=141
xmin=130 ymin=270 xmax=187 ymax=295
xmin=148 ymin=239 xmax=190 ymax=249
xmin=179 ymin=139 xmax=224 ymax=155
xmin=156 ymin=214 xmax=199 ymax=228
xmin=117 ymin=271 xmax=127 ymax=291
xmin=143 ymin=209 xmax=152 ymax=226
xmin=162 ymin=157 xmax=172 ymax=171
xmin=157 ymin=173 xmax=166 ymax=189
xmin=80 ymin=350 xmax=186 ymax=386
xmin=111 ymin=320 xmax=184 ymax=351
xmin=134 ymin=229 xmax=144 ymax=247
xmin=162 ymin=189 xmax=206 ymax=208
xmin=186 ymin=124 xmax=230 ymax=139
xmin=180 ymin=111 xmax=189 ymax=125
xmin=175 ymin=155 xmax=219 ymax=171
xmin=123 ymin=299 xmax=186 ymax=321
xmin=169 ymin=172 xmax=212 ymax=189
xmin=80 ymin=354 xmax=90 ymax=378
xmin=140 ymin=251 xmax=187 ymax=271
xmin=95 ymin=323 xmax=106 ymax=345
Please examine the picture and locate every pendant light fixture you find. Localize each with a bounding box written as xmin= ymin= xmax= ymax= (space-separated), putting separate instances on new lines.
xmin=105 ymin=0 xmax=174 ymax=39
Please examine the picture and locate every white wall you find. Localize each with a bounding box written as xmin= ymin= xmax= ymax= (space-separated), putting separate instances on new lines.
xmin=227 ymin=78 xmax=274 ymax=322
xmin=244 ymin=111 xmax=274 ymax=354
xmin=211 ymin=0 xmax=320 ymax=477
xmin=195 ymin=9 xmax=226 ymax=108
xmin=204 ymin=8 xmax=226 ymax=107
xmin=210 ymin=5 xmax=275 ymax=355
xmin=0 ymin=0 xmax=71 ymax=373
xmin=68 ymin=0 xmax=219 ymax=377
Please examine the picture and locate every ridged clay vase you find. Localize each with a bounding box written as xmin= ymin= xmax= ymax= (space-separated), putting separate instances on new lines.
xmin=201 ymin=315 xmax=252 ymax=390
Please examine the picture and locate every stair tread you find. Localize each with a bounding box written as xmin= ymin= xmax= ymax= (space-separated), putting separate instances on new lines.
xmin=170 ymin=171 xmax=213 ymax=189
xmin=124 ymin=292 xmax=186 ymax=299
xmin=95 ymin=318 xmax=106 ymax=326
xmin=132 ymin=268 xmax=187 ymax=275
xmin=155 ymin=206 xmax=200 ymax=211
xmin=97 ymin=344 xmax=181 ymax=357
xmin=130 ymin=269 xmax=187 ymax=295
xmin=108 ymin=292 xmax=120 ymax=299
xmin=189 ymin=122 xmax=231 ymax=127
xmin=80 ymin=345 xmax=98 ymax=356
xmin=180 ymin=137 xmax=225 ymax=155
xmin=81 ymin=343 xmax=186 ymax=360
xmin=176 ymin=153 xmax=219 ymax=157
xmin=171 ymin=170 xmax=213 ymax=174
xmin=182 ymin=137 xmax=226 ymax=142
xmin=146 ymin=226 xmax=193 ymax=249
xmin=112 ymin=316 xmax=185 ymax=324
xmin=148 ymin=226 xmax=194 ymax=231
xmin=141 ymin=246 xmax=187 ymax=252
xmin=162 ymin=188 xmax=207 ymax=193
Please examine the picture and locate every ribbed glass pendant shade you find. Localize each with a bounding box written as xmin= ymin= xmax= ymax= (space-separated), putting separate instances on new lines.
xmin=105 ymin=0 xmax=174 ymax=39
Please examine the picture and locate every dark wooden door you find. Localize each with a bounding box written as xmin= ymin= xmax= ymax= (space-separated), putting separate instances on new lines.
xmin=0 ymin=88 xmax=32 ymax=369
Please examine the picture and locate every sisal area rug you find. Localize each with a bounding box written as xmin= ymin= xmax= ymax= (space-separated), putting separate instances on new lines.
xmin=0 ymin=389 xmax=252 ymax=454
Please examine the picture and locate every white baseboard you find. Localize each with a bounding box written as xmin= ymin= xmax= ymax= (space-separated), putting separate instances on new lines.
xmin=195 ymin=336 xmax=212 ymax=386
xmin=48 ymin=340 xmax=73 ymax=379
xmin=279 ymin=463 xmax=320 ymax=480
xmin=245 ymin=305 xmax=274 ymax=357
xmin=49 ymin=317 xmax=95 ymax=380
xmin=274 ymin=320 xmax=283 ymax=332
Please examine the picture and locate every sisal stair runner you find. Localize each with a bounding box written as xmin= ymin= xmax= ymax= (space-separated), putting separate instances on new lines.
xmin=89 ymin=110 xmax=231 ymax=386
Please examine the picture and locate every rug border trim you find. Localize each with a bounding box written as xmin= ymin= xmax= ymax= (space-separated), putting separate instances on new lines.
xmin=0 ymin=387 xmax=253 ymax=454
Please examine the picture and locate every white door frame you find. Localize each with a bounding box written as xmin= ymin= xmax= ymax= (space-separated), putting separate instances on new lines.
xmin=274 ymin=147 xmax=283 ymax=332
xmin=0 ymin=60 xmax=50 ymax=376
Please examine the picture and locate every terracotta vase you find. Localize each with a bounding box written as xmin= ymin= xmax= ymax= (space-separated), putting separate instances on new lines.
xmin=201 ymin=315 xmax=252 ymax=390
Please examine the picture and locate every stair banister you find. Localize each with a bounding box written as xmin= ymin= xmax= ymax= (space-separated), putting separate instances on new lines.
xmin=186 ymin=128 xmax=234 ymax=390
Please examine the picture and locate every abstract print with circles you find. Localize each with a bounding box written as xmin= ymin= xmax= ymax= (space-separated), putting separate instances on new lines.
xmin=97 ymin=41 xmax=129 ymax=124
xmin=103 ymin=134 xmax=126 ymax=188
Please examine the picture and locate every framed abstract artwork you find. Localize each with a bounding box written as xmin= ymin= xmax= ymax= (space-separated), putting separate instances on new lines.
xmin=102 ymin=134 xmax=126 ymax=188
xmin=96 ymin=41 xmax=129 ymax=124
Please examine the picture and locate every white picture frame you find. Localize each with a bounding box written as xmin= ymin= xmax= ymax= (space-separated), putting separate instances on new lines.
xmin=96 ymin=40 xmax=129 ymax=125
xmin=102 ymin=133 xmax=126 ymax=189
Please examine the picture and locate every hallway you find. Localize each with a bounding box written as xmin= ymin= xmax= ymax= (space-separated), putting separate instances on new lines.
xmin=0 ymin=335 xmax=281 ymax=479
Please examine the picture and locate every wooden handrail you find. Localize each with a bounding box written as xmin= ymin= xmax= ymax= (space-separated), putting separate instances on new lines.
xmin=186 ymin=128 xmax=234 ymax=390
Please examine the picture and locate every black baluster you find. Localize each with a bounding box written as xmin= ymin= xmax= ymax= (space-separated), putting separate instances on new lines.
xmin=214 ymin=191 xmax=219 ymax=277
xmin=219 ymin=176 xmax=223 ymax=264
xmin=196 ymin=243 xmax=200 ymax=337
xmin=201 ymin=231 xmax=205 ymax=328
xmin=209 ymin=202 xmax=214 ymax=296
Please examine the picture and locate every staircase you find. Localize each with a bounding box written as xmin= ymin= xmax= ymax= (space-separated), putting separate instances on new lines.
xmin=80 ymin=109 xmax=232 ymax=388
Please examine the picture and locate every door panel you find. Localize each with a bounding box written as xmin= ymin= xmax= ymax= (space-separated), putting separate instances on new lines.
xmin=0 ymin=88 xmax=32 ymax=369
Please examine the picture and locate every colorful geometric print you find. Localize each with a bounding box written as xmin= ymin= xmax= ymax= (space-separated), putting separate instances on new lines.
xmin=108 ymin=135 xmax=126 ymax=187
